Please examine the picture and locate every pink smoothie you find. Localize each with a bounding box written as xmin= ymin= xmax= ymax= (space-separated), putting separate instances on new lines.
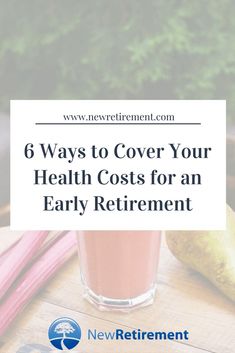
xmin=77 ymin=231 xmax=161 ymax=300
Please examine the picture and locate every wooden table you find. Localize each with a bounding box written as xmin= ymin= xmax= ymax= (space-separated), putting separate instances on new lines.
xmin=0 ymin=228 xmax=234 ymax=353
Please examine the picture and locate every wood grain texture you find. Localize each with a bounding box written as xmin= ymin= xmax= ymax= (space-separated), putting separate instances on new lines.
xmin=0 ymin=228 xmax=234 ymax=353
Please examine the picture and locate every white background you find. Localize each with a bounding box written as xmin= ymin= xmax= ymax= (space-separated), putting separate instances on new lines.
xmin=10 ymin=100 xmax=226 ymax=230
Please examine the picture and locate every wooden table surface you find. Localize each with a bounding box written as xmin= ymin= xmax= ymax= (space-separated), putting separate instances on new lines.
xmin=0 ymin=228 xmax=234 ymax=353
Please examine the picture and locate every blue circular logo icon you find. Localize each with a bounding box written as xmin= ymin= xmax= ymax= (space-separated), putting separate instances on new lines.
xmin=48 ymin=317 xmax=81 ymax=350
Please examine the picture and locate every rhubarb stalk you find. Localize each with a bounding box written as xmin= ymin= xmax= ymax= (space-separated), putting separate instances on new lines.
xmin=0 ymin=231 xmax=77 ymax=336
xmin=0 ymin=231 xmax=49 ymax=300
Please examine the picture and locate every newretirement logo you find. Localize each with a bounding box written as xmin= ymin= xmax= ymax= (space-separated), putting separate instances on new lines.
xmin=48 ymin=317 xmax=81 ymax=350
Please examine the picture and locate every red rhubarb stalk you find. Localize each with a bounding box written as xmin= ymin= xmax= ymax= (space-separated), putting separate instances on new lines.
xmin=0 ymin=231 xmax=49 ymax=300
xmin=0 ymin=231 xmax=77 ymax=336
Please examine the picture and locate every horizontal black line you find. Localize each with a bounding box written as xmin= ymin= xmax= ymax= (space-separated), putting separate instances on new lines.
xmin=35 ymin=122 xmax=201 ymax=126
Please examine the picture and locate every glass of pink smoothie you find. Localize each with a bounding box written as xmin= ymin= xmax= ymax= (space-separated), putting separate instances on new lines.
xmin=77 ymin=231 xmax=161 ymax=311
